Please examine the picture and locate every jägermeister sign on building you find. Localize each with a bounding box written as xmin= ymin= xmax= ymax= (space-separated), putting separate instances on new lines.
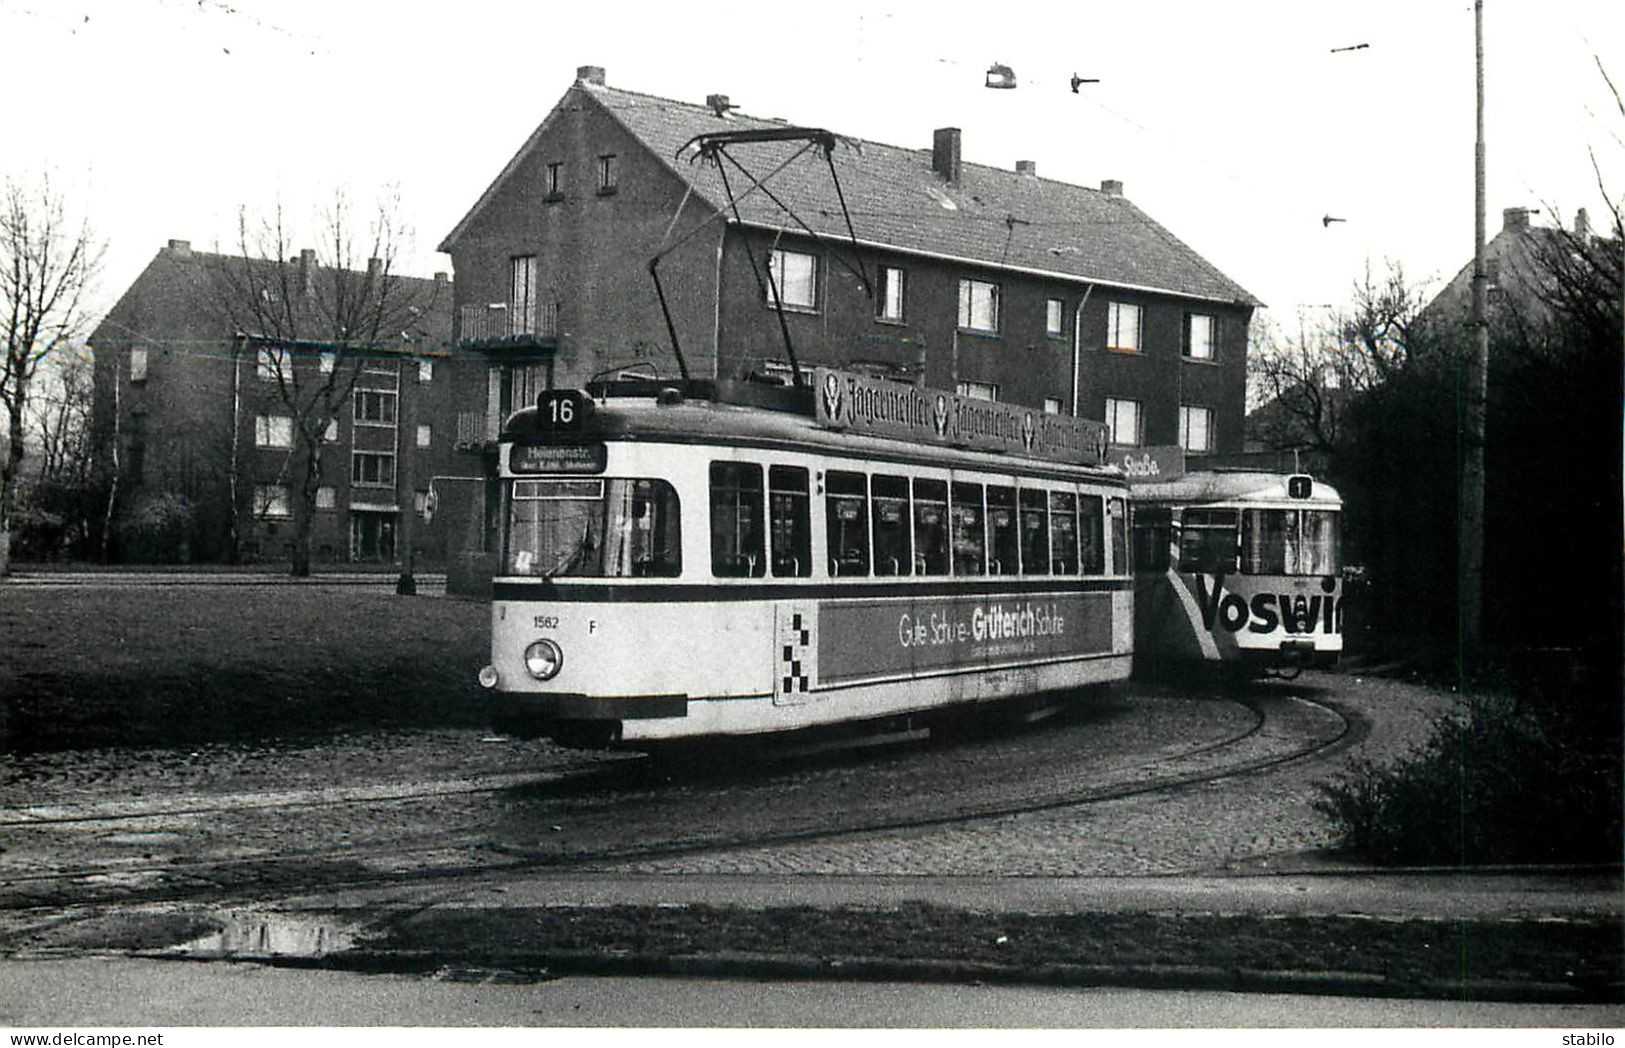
xmin=813 ymin=367 xmax=1109 ymax=466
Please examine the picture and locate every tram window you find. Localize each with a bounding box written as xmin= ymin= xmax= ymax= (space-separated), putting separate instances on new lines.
xmin=1178 ymin=508 xmax=1239 ymax=574
xmin=951 ymin=481 xmax=986 ymax=575
xmin=871 ymin=474 xmax=913 ymax=576
xmin=1078 ymin=495 xmax=1105 ymax=575
xmin=1301 ymin=510 xmax=1341 ymax=575
xmin=987 ymin=486 xmax=1019 ymax=575
xmin=1019 ymin=489 xmax=1050 ymax=575
xmin=1108 ymin=497 xmax=1129 ymax=574
xmin=768 ymin=465 xmax=812 ymax=577
xmin=505 ymin=478 xmax=679 ymax=578
xmin=1242 ymin=508 xmax=1294 ymax=575
xmin=1131 ymin=506 xmax=1172 ymax=574
xmin=912 ymin=478 xmax=950 ymax=575
xmin=710 ymin=462 xmax=765 ymax=578
xmin=826 ymin=470 xmax=871 ymax=577
xmin=1049 ymin=491 xmax=1079 ymax=574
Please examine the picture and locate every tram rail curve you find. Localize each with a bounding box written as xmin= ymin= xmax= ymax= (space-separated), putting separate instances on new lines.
xmin=0 ymin=685 xmax=1362 ymax=919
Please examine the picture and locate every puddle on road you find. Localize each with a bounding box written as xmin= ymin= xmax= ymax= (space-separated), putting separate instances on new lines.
xmin=175 ymin=913 xmax=359 ymax=959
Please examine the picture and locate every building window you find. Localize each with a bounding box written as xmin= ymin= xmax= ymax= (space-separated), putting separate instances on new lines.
xmin=255 ymin=415 xmax=293 ymax=449
xmin=416 ymin=424 xmax=432 ymax=448
xmin=1043 ymin=397 xmax=1062 ymax=414
xmin=545 ymin=161 xmax=564 ymax=200
xmin=958 ymin=279 xmax=1000 ymax=333
xmin=352 ymin=451 xmax=395 ymax=488
xmin=254 ymin=484 xmax=292 ymax=520
xmin=1180 ymin=405 xmax=1213 ymax=453
xmin=1107 ymin=302 xmax=1142 ymax=352
xmin=766 ymin=248 xmax=817 ymax=310
xmin=1185 ymin=313 xmax=1216 ymax=360
xmin=1106 ymin=397 xmax=1142 ymax=446
xmin=957 ymin=380 xmax=1000 ymax=402
xmin=877 ymin=266 xmax=905 ymax=322
xmin=130 ymin=347 xmax=148 ymax=383
xmin=319 ymin=351 xmax=335 ymax=374
xmin=417 ymin=358 xmax=433 ymax=383
xmin=511 ymin=255 xmax=538 ymax=335
xmin=597 ymin=154 xmax=618 ymax=194
xmin=323 ymin=418 xmax=339 ymax=443
xmin=315 ymin=486 xmax=337 ymax=510
xmin=1046 ymin=298 xmax=1065 ymax=337
xmin=354 ymin=390 xmax=397 ymax=426
xmin=256 ymin=347 xmax=288 ymax=381
xmin=414 ymin=490 xmax=430 ymax=519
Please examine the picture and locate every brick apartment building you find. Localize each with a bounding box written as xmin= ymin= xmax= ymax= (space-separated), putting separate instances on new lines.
xmin=89 ymin=240 xmax=461 ymax=565
xmin=435 ymin=66 xmax=1261 ymax=585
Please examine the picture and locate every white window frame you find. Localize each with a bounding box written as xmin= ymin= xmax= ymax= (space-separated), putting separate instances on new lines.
xmin=256 ymin=347 xmax=288 ymax=381
xmin=323 ymin=418 xmax=340 ymax=443
xmin=1186 ymin=313 xmax=1216 ymax=360
xmin=958 ymin=279 xmax=1000 ymax=333
xmin=319 ymin=351 xmax=336 ymax=374
xmin=315 ymin=486 xmax=337 ymax=510
xmin=1046 ymin=298 xmax=1064 ymax=337
xmin=254 ymin=484 xmax=292 ymax=520
xmin=1107 ymin=302 xmax=1142 ymax=352
xmin=255 ymin=415 xmax=293 ymax=449
xmin=1106 ymin=397 xmax=1142 ymax=446
xmin=417 ymin=358 xmax=433 ymax=383
xmin=354 ymin=389 xmax=398 ymax=427
xmin=597 ymin=154 xmax=618 ymax=194
xmin=956 ymin=380 xmax=1000 ymax=402
xmin=878 ymin=266 xmax=905 ymax=322
xmin=1043 ymin=397 xmax=1062 ymax=415
xmin=766 ymin=248 xmax=818 ymax=311
xmin=416 ymin=424 xmax=432 ymax=449
xmin=351 ymin=451 xmax=396 ymax=488
xmin=1180 ymin=404 xmax=1214 ymax=453
xmin=130 ymin=347 xmax=148 ymax=383
xmin=511 ymin=255 xmax=538 ymax=335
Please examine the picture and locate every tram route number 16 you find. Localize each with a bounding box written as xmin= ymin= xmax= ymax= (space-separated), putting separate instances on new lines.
xmin=537 ymin=390 xmax=592 ymax=432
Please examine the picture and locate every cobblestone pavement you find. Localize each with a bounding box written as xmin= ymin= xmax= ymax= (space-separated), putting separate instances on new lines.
xmin=593 ymin=668 xmax=1453 ymax=877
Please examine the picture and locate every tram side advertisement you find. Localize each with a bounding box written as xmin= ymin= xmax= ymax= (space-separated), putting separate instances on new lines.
xmin=812 ymin=593 xmax=1114 ymax=686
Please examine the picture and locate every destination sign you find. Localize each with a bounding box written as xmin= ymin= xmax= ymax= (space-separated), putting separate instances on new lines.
xmin=509 ymin=443 xmax=608 ymax=475
xmin=813 ymin=368 xmax=1108 ymax=466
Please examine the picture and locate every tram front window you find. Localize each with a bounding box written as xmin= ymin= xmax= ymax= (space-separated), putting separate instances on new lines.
xmin=1242 ymin=508 xmax=1341 ymax=575
xmin=506 ymin=478 xmax=681 ymax=578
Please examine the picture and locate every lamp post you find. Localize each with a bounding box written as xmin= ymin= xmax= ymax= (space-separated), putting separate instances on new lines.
xmin=1461 ymin=0 xmax=1489 ymax=658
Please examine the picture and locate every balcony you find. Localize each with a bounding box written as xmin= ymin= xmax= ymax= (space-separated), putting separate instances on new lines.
xmin=456 ymin=301 xmax=559 ymax=352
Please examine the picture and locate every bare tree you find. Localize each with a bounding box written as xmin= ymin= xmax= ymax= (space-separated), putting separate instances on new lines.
xmin=0 ymin=178 xmax=101 ymax=576
xmin=202 ymin=191 xmax=441 ymax=576
xmin=1247 ymin=260 xmax=1428 ymax=455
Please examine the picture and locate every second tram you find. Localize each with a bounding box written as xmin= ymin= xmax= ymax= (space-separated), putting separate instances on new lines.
xmin=478 ymin=369 xmax=1134 ymax=748
xmin=1130 ymin=470 xmax=1344 ymax=675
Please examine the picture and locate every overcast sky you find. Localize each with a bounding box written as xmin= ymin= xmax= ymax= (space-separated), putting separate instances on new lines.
xmin=6 ymin=0 xmax=1621 ymax=335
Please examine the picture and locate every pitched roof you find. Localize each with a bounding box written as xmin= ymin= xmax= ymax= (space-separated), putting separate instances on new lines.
xmin=92 ymin=242 xmax=454 ymax=352
xmin=444 ymin=80 xmax=1260 ymax=307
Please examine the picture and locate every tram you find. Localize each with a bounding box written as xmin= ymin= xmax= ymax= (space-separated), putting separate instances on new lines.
xmin=477 ymin=368 xmax=1134 ymax=749
xmin=1129 ymin=470 xmax=1343 ymax=675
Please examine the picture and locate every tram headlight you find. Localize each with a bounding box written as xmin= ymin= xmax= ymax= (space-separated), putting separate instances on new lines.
xmin=523 ymin=638 xmax=564 ymax=681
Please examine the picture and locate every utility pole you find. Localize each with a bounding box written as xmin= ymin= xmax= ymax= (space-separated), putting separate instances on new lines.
xmin=1461 ymin=0 xmax=1489 ymax=661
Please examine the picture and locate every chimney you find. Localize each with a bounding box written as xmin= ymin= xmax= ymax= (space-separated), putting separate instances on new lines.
xmin=1015 ymin=160 xmax=1037 ymax=177
xmin=299 ymin=248 xmax=316 ymax=267
xmin=1575 ymin=207 xmax=1591 ymax=238
xmin=576 ymin=65 xmax=605 ymax=86
xmin=707 ymin=93 xmax=735 ymax=117
xmin=1502 ymin=207 xmax=1531 ymax=232
xmin=1099 ymin=179 xmax=1123 ymax=197
xmin=167 ymin=238 xmax=192 ymax=255
xmin=367 ymin=257 xmax=382 ymax=278
xmin=933 ymin=128 xmax=962 ymax=184
xmin=434 ymin=272 xmax=449 ymax=285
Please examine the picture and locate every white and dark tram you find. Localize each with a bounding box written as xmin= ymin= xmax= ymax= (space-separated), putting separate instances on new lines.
xmin=478 ymin=368 xmax=1134 ymax=749
xmin=1130 ymin=470 xmax=1344 ymax=675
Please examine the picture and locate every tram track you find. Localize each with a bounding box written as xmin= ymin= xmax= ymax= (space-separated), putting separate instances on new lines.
xmin=0 ymin=685 xmax=1362 ymax=920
